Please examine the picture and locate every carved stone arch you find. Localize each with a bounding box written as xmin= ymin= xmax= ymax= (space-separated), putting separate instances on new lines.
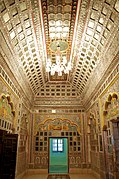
xmin=0 ymin=93 xmax=16 ymax=117
xmin=87 ymin=112 xmax=96 ymax=134
xmin=88 ymin=112 xmax=97 ymax=126
xmin=20 ymin=113 xmax=28 ymax=130
xmin=102 ymin=93 xmax=119 ymax=179
xmin=103 ymin=92 xmax=119 ymax=119
xmin=112 ymin=93 xmax=118 ymax=100
xmin=0 ymin=93 xmax=16 ymax=132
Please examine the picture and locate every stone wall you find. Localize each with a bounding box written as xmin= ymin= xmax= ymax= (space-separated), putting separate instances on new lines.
xmin=86 ymin=76 xmax=119 ymax=179
xmin=28 ymin=112 xmax=91 ymax=171
xmin=0 ymin=75 xmax=31 ymax=179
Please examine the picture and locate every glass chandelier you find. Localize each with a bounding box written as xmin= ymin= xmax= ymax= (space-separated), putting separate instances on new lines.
xmin=46 ymin=45 xmax=72 ymax=76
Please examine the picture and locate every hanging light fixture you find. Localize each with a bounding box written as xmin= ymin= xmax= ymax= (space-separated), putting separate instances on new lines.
xmin=46 ymin=44 xmax=72 ymax=76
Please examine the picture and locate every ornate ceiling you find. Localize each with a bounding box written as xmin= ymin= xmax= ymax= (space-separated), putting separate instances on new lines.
xmin=41 ymin=0 xmax=78 ymax=81
xmin=0 ymin=0 xmax=119 ymax=107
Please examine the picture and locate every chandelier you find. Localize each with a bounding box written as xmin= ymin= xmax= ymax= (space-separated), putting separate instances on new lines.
xmin=46 ymin=44 xmax=72 ymax=76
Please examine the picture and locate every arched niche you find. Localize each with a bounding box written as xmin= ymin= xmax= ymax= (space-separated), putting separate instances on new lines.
xmin=0 ymin=93 xmax=16 ymax=131
xmin=0 ymin=94 xmax=15 ymax=118
xmin=103 ymin=92 xmax=119 ymax=121
xmin=88 ymin=112 xmax=99 ymax=151
xmin=102 ymin=93 xmax=119 ymax=178
xmin=87 ymin=113 xmax=97 ymax=134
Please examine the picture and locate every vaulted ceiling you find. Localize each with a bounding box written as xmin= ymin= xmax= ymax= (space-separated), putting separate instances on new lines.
xmin=0 ymin=0 xmax=119 ymax=108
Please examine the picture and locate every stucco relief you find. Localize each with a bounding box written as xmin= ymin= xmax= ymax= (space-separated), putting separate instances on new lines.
xmin=34 ymin=115 xmax=81 ymax=135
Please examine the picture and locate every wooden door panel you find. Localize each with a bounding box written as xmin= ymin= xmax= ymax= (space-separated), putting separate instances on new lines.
xmin=0 ymin=129 xmax=18 ymax=179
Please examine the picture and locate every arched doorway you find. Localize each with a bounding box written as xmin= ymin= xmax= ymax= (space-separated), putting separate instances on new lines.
xmin=49 ymin=137 xmax=68 ymax=174
xmin=103 ymin=93 xmax=119 ymax=179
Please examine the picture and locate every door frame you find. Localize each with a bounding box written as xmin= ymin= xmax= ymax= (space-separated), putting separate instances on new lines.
xmin=111 ymin=120 xmax=119 ymax=178
xmin=48 ymin=137 xmax=69 ymax=174
xmin=102 ymin=127 xmax=109 ymax=179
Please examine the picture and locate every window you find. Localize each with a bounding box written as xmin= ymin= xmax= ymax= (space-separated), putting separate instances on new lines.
xmin=52 ymin=138 xmax=63 ymax=152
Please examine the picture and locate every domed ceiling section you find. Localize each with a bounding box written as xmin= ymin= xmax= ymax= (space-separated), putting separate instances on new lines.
xmin=34 ymin=83 xmax=82 ymax=108
xmin=0 ymin=0 xmax=119 ymax=101
xmin=0 ymin=0 xmax=45 ymax=95
xmin=72 ymin=0 xmax=119 ymax=94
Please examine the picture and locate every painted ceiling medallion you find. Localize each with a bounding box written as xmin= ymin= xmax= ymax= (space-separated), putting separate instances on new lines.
xmin=49 ymin=40 xmax=68 ymax=52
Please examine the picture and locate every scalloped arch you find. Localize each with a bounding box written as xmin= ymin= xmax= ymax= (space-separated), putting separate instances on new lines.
xmin=0 ymin=93 xmax=15 ymax=117
xmin=104 ymin=92 xmax=119 ymax=114
xmin=38 ymin=118 xmax=81 ymax=134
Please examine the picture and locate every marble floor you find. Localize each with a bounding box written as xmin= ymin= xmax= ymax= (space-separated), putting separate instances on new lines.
xmin=22 ymin=173 xmax=97 ymax=179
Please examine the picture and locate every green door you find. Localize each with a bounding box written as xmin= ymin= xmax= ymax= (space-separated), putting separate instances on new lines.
xmin=49 ymin=138 xmax=68 ymax=174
